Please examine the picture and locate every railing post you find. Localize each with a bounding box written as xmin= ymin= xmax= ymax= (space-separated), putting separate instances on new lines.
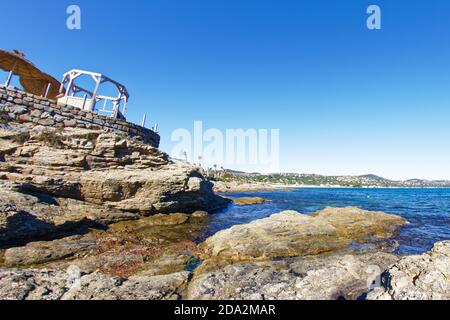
xmin=43 ymin=83 xmax=51 ymax=98
xmin=81 ymin=94 xmax=88 ymax=110
xmin=4 ymin=71 xmax=13 ymax=87
xmin=89 ymin=77 xmax=101 ymax=112
xmin=122 ymin=96 xmax=128 ymax=116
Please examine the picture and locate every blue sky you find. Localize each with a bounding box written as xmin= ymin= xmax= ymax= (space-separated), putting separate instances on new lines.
xmin=2 ymin=0 xmax=450 ymax=180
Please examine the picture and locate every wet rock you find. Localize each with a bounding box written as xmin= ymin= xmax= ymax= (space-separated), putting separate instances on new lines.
xmin=109 ymin=213 xmax=189 ymax=230
xmin=143 ymin=213 xmax=190 ymax=226
xmin=367 ymin=241 xmax=450 ymax=300
xmin=137 ymin=253 xmax=192 ymax=277
xmin=53 ymin=240 xmax=154 ymax=278
xmin=39 ymin=217 xmax=205 ymax=278
xmin=191 ymin=211 xmax=209 ymax=218
xmin=232 ymin=197 xmax=270 ymax=206
xmin=189 ymin=263 xmax=298 ymax=300
xmin=200 ymin=207 xmax=406 ymax=263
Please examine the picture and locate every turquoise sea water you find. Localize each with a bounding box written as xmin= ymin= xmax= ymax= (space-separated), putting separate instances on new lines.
xmin=203 ymin=188 xmax=450 ymax=255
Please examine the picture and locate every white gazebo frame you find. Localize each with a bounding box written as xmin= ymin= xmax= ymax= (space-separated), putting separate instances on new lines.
xmin=58 ymin=69 xmax=129 ymax=119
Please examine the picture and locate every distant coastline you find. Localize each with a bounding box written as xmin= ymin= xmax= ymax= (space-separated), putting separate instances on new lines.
xmin=210 ymin=170 xmax=450 ymax=190
xmin=271 ymin=184 xmax=450 ymax=189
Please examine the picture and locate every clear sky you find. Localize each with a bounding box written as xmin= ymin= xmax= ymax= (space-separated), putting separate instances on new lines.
xmin=2 ymin=0 xmax=450 ymax=180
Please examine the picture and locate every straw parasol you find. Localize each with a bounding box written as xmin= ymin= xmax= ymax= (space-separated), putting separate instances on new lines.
xmin=0 ymin=49 xmax=62 ymax=100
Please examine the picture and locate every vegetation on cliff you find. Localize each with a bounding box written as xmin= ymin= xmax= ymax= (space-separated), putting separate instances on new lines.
xmin=214 ymin=170 xmax=450 ymax=188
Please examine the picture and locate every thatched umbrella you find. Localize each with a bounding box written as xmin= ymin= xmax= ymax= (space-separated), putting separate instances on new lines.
xmin=0 ymin=49 xmax=62 ymax=100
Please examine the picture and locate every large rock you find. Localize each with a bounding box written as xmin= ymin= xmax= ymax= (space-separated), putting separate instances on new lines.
xmin=232 ymin=197 xmax=270 ymax=206
xmin=200 ymin=207 xmax=406 ymax=263
xmin=0 ymin=186 xmax=133 ymax=247
xmin=0 ymin=210 xmax=208 ymax=278
xmin=0 ymin=268 xmax=190 ymax=300
xmin=4 ymin=234 xmax=98 ymax=266
xmin=188 ymin=252 xmax=399 ymax=300
xmin=0 ymin=127 xmax=229 ymax=213
xmin=62 ymin=271 xmax=191 ymax=300
xmin=0 ymin=125 xmax=230 ymax=244
xmin=310 ymin=206 xmax=407 ymax=243
xmin=367 ymin=241 xmax=450 ymax=300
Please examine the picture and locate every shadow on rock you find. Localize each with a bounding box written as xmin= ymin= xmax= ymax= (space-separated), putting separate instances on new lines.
xmin=0 ymin=205 xmax=107 ymax=249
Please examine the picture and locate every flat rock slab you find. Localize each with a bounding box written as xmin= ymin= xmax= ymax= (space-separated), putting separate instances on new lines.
xmin=109 ymin=213 xmax=190 ymax=231
xmin=4 ymin=234 xmax=98 ymax=266
xmin=232 ymin=197 xmax=270 ymax=206
xmin=0 ymin=268 xmax=190 ymax=300
xmin=188 ymin=252 xmax=399 ymax=300
xmin=200 ymin=207 xmax=406 ymax=262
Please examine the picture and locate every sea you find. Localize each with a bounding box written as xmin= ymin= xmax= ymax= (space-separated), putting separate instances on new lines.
xmin=201 ymin=188 xmax=450 ymax=255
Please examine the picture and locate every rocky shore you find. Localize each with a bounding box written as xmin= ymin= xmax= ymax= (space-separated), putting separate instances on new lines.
xmin=0 ymin=107 xmax=229 ymax=287
xmin=367 ymin=241 xmax=450 ymax=300
xmin=0 ymin=117 xmax=229 ymax=246
xmin=1 ymin=203 xmax=448 ymax=300
xmin=1 ymin=102 xmax=449 ymax=300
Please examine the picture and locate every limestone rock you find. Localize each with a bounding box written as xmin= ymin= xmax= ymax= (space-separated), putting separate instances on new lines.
xmin=0 ymin=268 xmax=190 ymax=300
xmin=191 ymin=211 xmax=209 ymax=218
xmin=0 ymin=124 xmax=230 ymax=243
xmin=200 ymin=207 xmax=406 ymax=262
xmin=0 ymin=125 xmax=229 ymax=213
xmin=0 ymin=268 xmax=69 ymax=300
xmin=311 ymin=206 xmax=407 ymax=242
xmin=232 ymin=197 xmax=270 ymax=206
xmin=0 ymin=184 xmax=136 ymax=247
xmin=26 ymin=215 xmax=207 ymax=278
xmin=188 ymin=252 xmax=398 ymax=300
xmin=108 ymin=213 xmax=189 ymax=229
xmin=4 ymin=235 xmax=98 ymax=267
xmin=367 ymin=241 xmax=450 ymax=300
xmin=62 ymin=271 xmax=191 ymax=300
xmin=137 ymin=254 xmax=192 ymax=277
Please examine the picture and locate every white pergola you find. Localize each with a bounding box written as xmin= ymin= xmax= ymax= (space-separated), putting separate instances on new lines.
xmin=58 ymin=69 xmax=129 ymax=119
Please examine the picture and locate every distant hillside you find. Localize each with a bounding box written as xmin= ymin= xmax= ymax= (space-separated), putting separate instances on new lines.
xmin=213 ymin=171 xmax=450 ymax=188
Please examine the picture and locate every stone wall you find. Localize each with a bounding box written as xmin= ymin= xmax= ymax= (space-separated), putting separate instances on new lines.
xmin=0 ymin=85 xmax=160 ymax=148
